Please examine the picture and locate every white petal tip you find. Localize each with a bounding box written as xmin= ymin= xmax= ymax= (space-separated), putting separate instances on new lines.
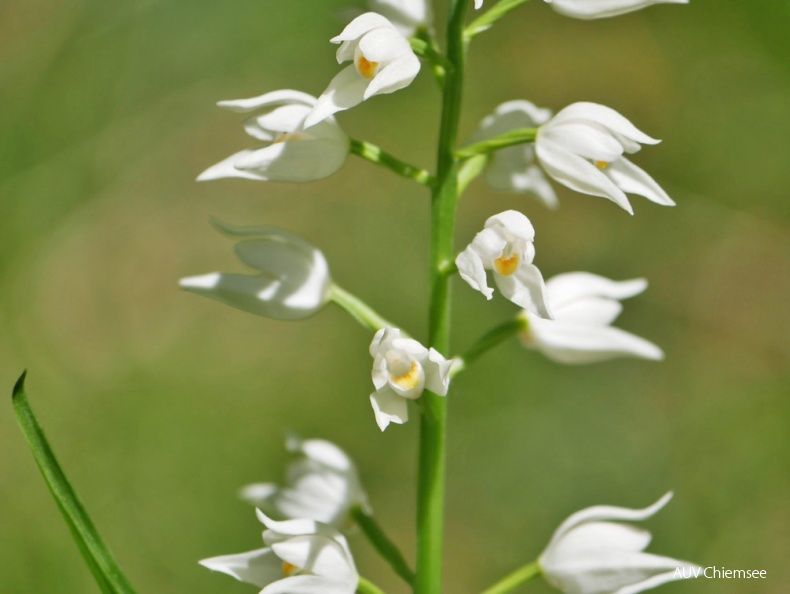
xmin=179 ymin=273 xmax=221 ymax=290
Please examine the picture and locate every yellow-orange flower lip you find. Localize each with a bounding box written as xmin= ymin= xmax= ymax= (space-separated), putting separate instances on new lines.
xmin=494 ymin=254 xmax=520 ymax=276
xmin=391 ymin=360 xmax=421 ymax=391
xmin=355 ymin=55 xmax=379 ymax=79
xmin=282 ymin=561 xmax=299 ymax=577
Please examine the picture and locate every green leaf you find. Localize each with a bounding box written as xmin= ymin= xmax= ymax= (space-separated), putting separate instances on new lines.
xmin=12 ymin=371 xmax=138 ymax=594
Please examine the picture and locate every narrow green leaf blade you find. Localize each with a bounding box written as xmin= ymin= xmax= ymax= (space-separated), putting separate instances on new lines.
xmin=12 ymin=371 xmax=137 ymax=594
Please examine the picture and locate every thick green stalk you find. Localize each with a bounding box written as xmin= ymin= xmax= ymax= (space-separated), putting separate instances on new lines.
xmin=479 ymin=561 xmax=542 ymax=594
xmin=416 ymin=1 xmax=468 ymax=592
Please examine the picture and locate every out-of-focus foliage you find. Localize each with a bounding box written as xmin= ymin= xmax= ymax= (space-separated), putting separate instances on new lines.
xmin=1 ymin=0 xmax=787 ymax=592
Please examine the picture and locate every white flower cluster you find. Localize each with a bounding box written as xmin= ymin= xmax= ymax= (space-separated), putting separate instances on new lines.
xmin=188 ymin=1 xmax=698 ymax=593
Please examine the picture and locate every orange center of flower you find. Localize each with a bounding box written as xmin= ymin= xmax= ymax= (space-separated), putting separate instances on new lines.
xmin=595 ymin=160 xmax=609 ymax=170
xmin=391 ymin=360 xmax=421 ymax=390
xmin=494 ymin=254 xmax=520 ymax=276
xmin=282 ymin=562 xmax=299 ymax=577
xmin=355 ymin=55 xmax=380 ymax=79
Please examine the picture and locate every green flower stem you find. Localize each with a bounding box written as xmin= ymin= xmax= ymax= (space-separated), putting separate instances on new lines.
xmin=458 ymin=153 xmax=489 ymax=195
xmin=358 ymin=576 xmax=388 ymax=594
xmin=417 ymin=1 xmax=468 ymax=592
xmin=351 ymin=506 xmax=415 ymax=586
xmin=479 ymin=561 xmax=542 ymax=594
xmin=450 ymin=318 xmax=526 ymax=379
xmin=465 ymin=0 xmax=534 ymax=40
xmin=11 ymin=372 xmax=138 ymax=594
xmin=350 ymin=139 xmax=435 ymax=187
xmin=330 ymin=284 xmax=397 ymax=332
xmin=456 ymin=127 xmax=538 ymax=159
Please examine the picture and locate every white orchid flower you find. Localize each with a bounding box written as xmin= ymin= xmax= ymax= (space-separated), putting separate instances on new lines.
xmin=240 ymin=435 xmax=370 ymax=529
xmin=198 ymin=90 xmax=349 ymax=182
xmin=471 ymin=100 xmax=558 ymax=208
xmin=540 ymin=492 xmax=700 ymax=594
xmin=369 ymin=327 xmax=452 ymax=431
xmin=545 ymin=0 xmax=689 ymax=20
xmin=368 ymin=0 xmax=432 ymax=35
xmin=456 ymin=210 xmax=552 ymax=317
xmin=519 ymin=272 xmax=663 ymax=364
xmin=304 ymin=13 xmax=421 ymax=127
xmin=536 ymin=102 xmax=674 ymax=214
xmin=200 ymin=511 xmax=358 ymax=594
xmin=180 ymin=222 xmax=332 ymax=321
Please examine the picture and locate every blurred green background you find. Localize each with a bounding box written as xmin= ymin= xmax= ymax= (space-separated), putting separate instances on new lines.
xmin=1 ymin=0 xmax=787 ymax=592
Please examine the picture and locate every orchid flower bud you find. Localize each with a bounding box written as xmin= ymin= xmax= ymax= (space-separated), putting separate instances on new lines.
xmin=536 ymin=102 xmax=675 ymax=214
xmin=200 ymin=511 xmax=358 ymax=594
xmin=519 ymin=272 xmax=664 ymax=364
xmin=198 ymin=90 xmax=349 ymax=183
xmin=240 ymin=435 xmax=370 ymax=530
xmin=540 ymin=492 xmax=699 ymax=594
xmin=180 ymin=222 xmax=332 ymax=321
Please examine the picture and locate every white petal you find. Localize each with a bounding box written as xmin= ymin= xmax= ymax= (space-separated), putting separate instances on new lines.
xmin=605 ymin=157 xmax=675 ymax=206
xmin=199 ymin=548 xmax=282 ymax=588
xmin=364 ymin=52 xmax=421 ymax=98
xmin=548 ymin=0 xmax=689 ymax=21
xmin=475 ymin=0 xmax=483 ymax=8
xmin=553 ymin=296 xmax=624 ymax=326
xmin=305 ymin=66 xmax=369 ymax=128
xmin=370 ymin=387 xmax=409 ymax=431
xmin=485 ymin=209 xmax=535 ymax=243
xmin=539 ymin=121 xmax=624 ymax=162
xmin=234 ymin=136 xmax=349 ymax=182
xmin=546 ymin=273 xmax=647 ymax=308
xmin=239 ymin=483 xmax=279 ymax=508
xmin=423 ymin=348 xmax=452 ymax=396
xmin=369 ymin=0 xmax=433 ymax=35
xmin=551 ymin=522 xmax=653 ymax=557
xmin=217 ymin=90 xmax=316 ymax=112
xmin=544 ymin=552 xmax=695 ymax=594
xmin=486 ymin=150 xmax=560 ymax=208
xmin=456 ymin=245 xmax=494 ymax=299
xmin=197 ymin=149 xmax=269 ymax=182
xmin=545 ymin=493 xmax=673 ymax=550
xmin=536 ymin=137 xmax=633 ymax=213
xmin=298 ymin=439 xmax=353 ymax=472
xmin=243 ymin=104 xmax=311 ymax=136
xmin=525 ymin=315 xmax=664 ymax=364
xmin=263 ymin=575 xmax=357 ymax=594
xmin=494 ymin=263 xmax=552 ymax=318
xmin=470 ymin=226 xmax=509 ymax=264
xmin=179 ymin=272 xmax=317 ymax=320
xmin=616 ymin=566 xmax=700 ymax=594
xmin=550 ymin=102 xmax=659 ymax=146
xmin=272 ymin=536 xmax=356 ymax=581
xmin=331 ymin=12 xmax=395 ymax=44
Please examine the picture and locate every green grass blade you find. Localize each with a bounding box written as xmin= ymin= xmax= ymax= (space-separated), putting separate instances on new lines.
xmin=11 ymin=371 xmax=138 ymax=594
